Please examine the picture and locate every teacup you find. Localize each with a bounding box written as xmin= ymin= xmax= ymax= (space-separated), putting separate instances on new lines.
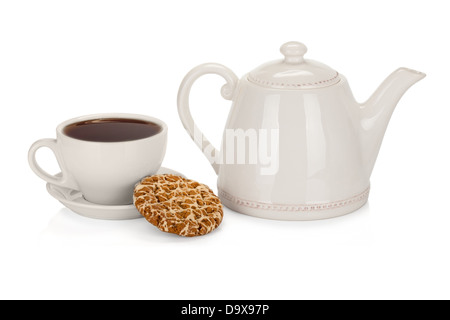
xmin=28 ymin=113 xmax=167 ymax=205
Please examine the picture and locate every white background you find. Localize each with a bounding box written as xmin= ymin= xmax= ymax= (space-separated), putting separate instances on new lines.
xmin=1 ymin=0 xmax=449 ymax=300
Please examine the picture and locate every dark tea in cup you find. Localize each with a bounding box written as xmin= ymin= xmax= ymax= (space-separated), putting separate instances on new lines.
xmin=63 ymin=118 xmax=162 ymax=142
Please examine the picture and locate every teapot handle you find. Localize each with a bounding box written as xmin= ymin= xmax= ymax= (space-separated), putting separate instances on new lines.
xmin=177 ymin=63 xmax=238 ymax=175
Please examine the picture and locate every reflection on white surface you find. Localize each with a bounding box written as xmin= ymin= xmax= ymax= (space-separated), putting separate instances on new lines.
xmin=38 ymin=208 xmax=198 ymax=245
xmin=303 ymin=94 xmax=326 ymax=178
xmin=38 ymin=202 xmax=372 ymax=247
xmin=304 ymin=94 xmax=326 ymax=178
xmin=260 ymin=95 xmax=280 ymax=176
xmin=303 ymin=94 xmax=329 ymax=202
xmin=274 ymin=70 xmax=314 ymax=77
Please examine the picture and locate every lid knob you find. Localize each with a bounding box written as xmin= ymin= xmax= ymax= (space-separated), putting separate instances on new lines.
xmin=280 ymin=41 xmax=307 ymax=64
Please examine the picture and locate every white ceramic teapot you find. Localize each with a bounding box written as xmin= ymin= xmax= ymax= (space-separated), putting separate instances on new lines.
xmin=177 ymin=41 xmax=425 ymax=220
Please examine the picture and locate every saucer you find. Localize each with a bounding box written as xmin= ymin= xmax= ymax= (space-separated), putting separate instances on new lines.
xmin=46 ymin=167 xmax=185 ymax=220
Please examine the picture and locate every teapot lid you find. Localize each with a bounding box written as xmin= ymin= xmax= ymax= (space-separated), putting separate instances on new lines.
xmin=248 ymin=42 xmax=340 ymax=89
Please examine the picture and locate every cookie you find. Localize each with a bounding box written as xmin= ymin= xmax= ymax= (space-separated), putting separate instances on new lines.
xmin=133 ymin=174 xmax=223 ymax=237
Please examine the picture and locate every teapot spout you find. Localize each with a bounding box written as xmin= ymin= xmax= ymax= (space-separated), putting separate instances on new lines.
xmin=359 ymin=67 xmax=426 ymax=178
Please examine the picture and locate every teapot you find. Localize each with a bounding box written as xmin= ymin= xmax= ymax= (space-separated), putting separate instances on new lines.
xmin=177 ymin=41 xmax=425 ymax=220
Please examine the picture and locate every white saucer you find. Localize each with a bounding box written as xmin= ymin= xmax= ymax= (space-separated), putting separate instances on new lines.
xmin=46 ymin=167 xmax=185 ymax=220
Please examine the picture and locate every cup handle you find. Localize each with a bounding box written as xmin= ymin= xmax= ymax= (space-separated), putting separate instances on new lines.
xmin=28 ymin=138 xmax=77 ymax=189
xmin=177 ymin=63 xmax=238 ymax=175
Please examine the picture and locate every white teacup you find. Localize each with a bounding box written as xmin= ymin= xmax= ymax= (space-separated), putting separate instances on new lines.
xmin=28 ymin=113 xmax=167 ymax=205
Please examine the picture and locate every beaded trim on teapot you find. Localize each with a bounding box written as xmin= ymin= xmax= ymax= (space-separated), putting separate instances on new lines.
xmin=218 ymin=186 xmax=370 ymax=212
xmin=247 ymin=71 xmax=340 ymax=89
